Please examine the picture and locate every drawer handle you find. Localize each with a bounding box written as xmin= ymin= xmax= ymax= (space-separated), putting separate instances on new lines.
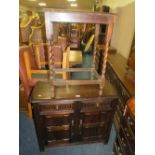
xmin=129 ymin=121 xmax=134 ymax=126
xmin=96 ymin=103 xmax=100 ymax=108
xmin=124 ymin=128 xmax=130 ymax=137
xmin=121 ymin=138 xmax=126 ymax=147
xmin=79 ymin=119 xmax=83 ymax=135
xmin=72 ymin=120 xmax=74 ymax=126
xmin=56 ymin=105 xmax=59 ymax=110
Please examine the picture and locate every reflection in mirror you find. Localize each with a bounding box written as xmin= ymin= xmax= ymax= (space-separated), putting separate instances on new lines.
xmin=21 ymin=16 xmax=107 ymax=81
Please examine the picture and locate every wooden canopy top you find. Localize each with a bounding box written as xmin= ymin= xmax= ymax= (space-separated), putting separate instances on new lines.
xmin=43 ymin=8 xmax=115 ymax=24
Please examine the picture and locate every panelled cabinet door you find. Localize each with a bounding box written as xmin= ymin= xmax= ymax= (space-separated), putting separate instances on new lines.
xmin=32 ymin=97 xmax=118 ymax=151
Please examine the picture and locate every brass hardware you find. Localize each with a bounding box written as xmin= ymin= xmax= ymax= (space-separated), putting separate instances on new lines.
xmin=96 ymin=102 xmax=100 ymax=108
xmin=56 ymin=105 xmax=59 ymax=110
xmin=80 ymin=119 xmax=83 ymax=126
xmin=72 ymin=120 xmax=74 ymax=125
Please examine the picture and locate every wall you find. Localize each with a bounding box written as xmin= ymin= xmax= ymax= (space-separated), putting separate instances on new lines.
xmin=19 ymin=5 xmax=42 ymax=18
xmin=99 ymin=0 xmax=135 ymax=58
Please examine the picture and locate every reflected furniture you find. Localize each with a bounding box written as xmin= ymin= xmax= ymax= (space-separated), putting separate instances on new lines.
xmin=44 ymin=9 xmax=115 ymax=96
xmin=68 ymin=50 xmax=82 ymax=67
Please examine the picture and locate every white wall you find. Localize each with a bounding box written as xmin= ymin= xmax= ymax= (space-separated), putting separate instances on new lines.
xmin=100 ymin=0 xmax=135 ymax=58
xmin=111 ymin=2 xmax=135 ymax=58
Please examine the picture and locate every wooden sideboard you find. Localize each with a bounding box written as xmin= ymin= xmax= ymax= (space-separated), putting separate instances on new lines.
xmin=113 ymin=97 xmax=135 ymax=155
xmin=31 ymin=79 xmax=119 ymax=151
xmin=105 ymin=53 xmax=135 ymax=155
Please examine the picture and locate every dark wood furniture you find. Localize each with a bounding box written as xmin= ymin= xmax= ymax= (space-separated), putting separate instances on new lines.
xmin=44 ymin=9 xmax=115 ymax=96
xmin=127 ymin=36 xmax=135 ymax=72
xmin=105 ymin=53 xmax=135 ymax=155
xmin=31 ymin=80 xmax=119 ymax=151
xmin=29 ymin=10 xmax=119 ymax=152
xmin=106 ymin=54 xmax=134 ymax=132
xmin=113 ymin=97 xmax=135 ymax=155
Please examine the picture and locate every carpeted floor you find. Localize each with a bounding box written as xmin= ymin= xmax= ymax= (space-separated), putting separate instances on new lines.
xmin=19 ymin=112 xmax=116 ymax=155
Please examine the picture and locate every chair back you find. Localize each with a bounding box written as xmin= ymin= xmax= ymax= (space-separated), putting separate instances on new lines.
xmin=19 ymin=46 xmax=37 ymax=99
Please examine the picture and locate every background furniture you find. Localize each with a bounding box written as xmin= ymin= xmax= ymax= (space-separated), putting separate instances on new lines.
xmin=68 ymin=50 xmax=83 ymax=67
xmin=113 ymin=97 xmax=135 ymax=155
xmin=32 ymin=43 xmax=50 ymax=69
xmin=29 ymin=24 xmax=46 ymax=45
xmin=105 ymin=53 xmax=135 ymax=154
xmin=19 ymin=46 xmax=38 ymax=118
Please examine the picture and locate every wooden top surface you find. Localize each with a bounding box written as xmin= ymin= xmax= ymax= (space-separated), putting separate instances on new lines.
xmin=44 ymin=9 xmax=115 ymax=24
xmin=43 ymin=8 xmax=116 ymax=16
xmin=108 ymin=53 xmax=135 ymax=96
xmin=31 ymin=78 xmax=118 ymax=102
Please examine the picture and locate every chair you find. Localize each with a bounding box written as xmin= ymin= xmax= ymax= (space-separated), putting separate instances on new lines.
xmin=58 ymin=36 xmax=68 ymax=51
xmin=51 ymin=45 xmax=63 ymax=68
xmin=19 ymin=46 xmax=38 ymax=118
xmin=29 ymin=24 xmax=46 ymax=46
xmin=32 ymin=43 xmax=50 ymax=69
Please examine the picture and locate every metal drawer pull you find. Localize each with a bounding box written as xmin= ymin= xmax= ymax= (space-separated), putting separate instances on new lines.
xmin=96 ymin=103 xmax=100 ymax=108
xmin=72 ymin=120 xmax=74 ymax=126
xmin=124 ymin=128 xmax=130 ymax=137
xmin=121 ymin=138 xmax=126 ymax=147
xmin=56 ymin=105 xmax=59 ymax=110
xmin=130 ymin=121 xmax=134 ymax=126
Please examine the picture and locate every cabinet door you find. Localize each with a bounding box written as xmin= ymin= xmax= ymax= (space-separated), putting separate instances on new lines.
xmin=80 ymin=97 xmax=118 ymax=143
xmin=82 ymin=111 xmax=111 ymax=141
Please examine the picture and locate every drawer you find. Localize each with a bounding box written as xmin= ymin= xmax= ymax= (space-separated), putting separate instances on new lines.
xmin=121 ymin=118 xmax=135 ymax=140
xmin=45 ymin=114 xmax=72 ymax=126
xmin=125 ymin=110 xmax=135 ymax=135
xmin=39 ymin=102 xmax=74 ymax=114
xmin=47 ymin=130 xmax=70 ymax=141
xmin=82 ymin=125 xmax=106 ymax=140
xmin=81 ymin=99 xmax=117 ymax=113
xmin=113 ymin=137 xmax=124 ymax=155
xmin=118 ymin=128 xmax=134 ymax=155
xmin=83 ymin=111 xmax=112 ymax=124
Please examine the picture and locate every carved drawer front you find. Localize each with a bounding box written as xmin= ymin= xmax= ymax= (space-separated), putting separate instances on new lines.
xmin=113 ymin=137 xmax=124 ymax=155
xmin=121 ymin=118 xmax=134 ymax=141
xmin=45 ymin=114 xmax=71 ymax=126
xmin=83 ymin=112 xmax=100 ymax=123
xmin=47 ymin=127 xmax=70 ymax=142
xmin=82 ymin=111 xmax=111 ymax=141
xmin=125 ymin=110 xmax=135 ymax=136
xmin=44 ymin=113 xmax=73 ymax=144
xmin=81 ymin=99 xmax=116 ymax=113
xmin=82 ymin=124 xmax=106 ymax=141
xmin=118 ymin=128 xmax=134 ymax=155
xmin=39 ymin=101 xmax=74 ymax=114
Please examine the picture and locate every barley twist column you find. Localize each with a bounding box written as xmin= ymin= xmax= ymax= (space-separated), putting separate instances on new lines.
xmin=48 ymin=46 xmax=55 ymax=98
xmin=99 ymin=18 xmax=114 ymax=96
